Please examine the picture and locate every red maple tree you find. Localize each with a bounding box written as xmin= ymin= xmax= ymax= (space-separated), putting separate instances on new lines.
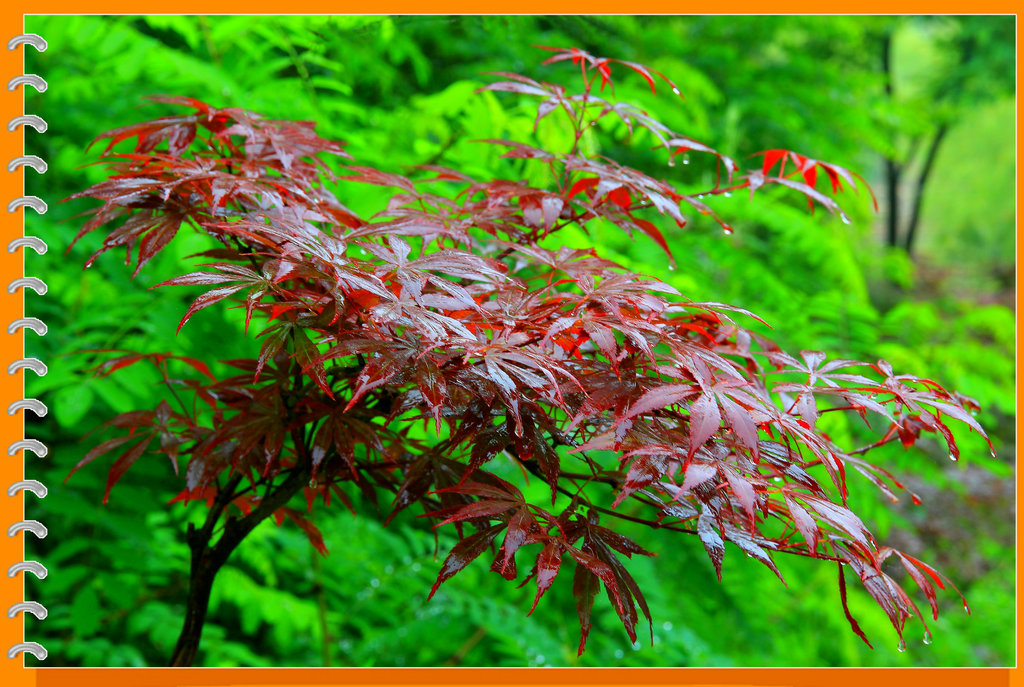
xmin=67 ymin=47 xmax=989 ymax=666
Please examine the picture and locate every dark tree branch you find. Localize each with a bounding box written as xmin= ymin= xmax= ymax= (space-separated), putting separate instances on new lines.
xmin=168 ymin=343 xmax=317 ymax=667
xmin=881 ymin=30 xmax=902 ymax=249
xmin=902 ymin=125 xmax=948 ymax=256
xmin=168 ymin=464 xmax=312 ymax=667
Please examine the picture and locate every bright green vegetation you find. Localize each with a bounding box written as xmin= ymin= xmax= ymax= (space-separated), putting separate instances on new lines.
xmin=22 ymin=15 xmax=1013 ymax=667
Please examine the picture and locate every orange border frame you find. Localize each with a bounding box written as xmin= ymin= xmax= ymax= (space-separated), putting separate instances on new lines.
xmin=0 ymin=4 xmax=1018 ymax=687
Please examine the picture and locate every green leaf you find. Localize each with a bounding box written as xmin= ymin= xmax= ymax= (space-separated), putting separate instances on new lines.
xmin=70 ymin=584 xmax=101 ymax=637
xmin=54 ymin=384 xmax=95 ymax=427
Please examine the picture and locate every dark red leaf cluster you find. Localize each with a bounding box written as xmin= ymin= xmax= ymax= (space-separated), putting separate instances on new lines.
xmin=68 ymin=50 xmax=989 ymax=655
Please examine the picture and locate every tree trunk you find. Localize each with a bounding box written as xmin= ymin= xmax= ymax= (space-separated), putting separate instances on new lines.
xmin=169 ymin=557 xmax=222 ymax=667
xmin=903 ymin=124 xmax=948 ymax=256
xmin=167 ymin=464 xmax=312 ymax=666
xmin=881 ymin=30 xmax=902 ymax=248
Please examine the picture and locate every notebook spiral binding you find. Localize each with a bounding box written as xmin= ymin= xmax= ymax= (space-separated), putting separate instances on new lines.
xmin=7 ymin=32 xmax=49 ymax=663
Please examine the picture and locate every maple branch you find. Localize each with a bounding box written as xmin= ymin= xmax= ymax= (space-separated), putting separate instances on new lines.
xmin=170 ymin=470 xmax=244 ymax=667
xmin=490 ymin=208 xmax=589 ymax=263
xmin=170 ymin=350 xmax=317 ymax=667
xmin=157 ymin=362 xmax=191 ymax=417
xmin=170 ymin=463 xmax=312 ymax=667
xmin=231 ymin=236 xmax=262 ymax=273
xmin=590 ymin=500 xmax=846 ymax=564
xmin=847 ymin=432 xmax=901 ymax=456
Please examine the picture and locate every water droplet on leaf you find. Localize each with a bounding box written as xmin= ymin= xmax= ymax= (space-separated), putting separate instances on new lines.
xmin=682 ymin=154 xmax=691 ymax=165
xmin=923 ymin=631 xmax=933 ymax=645
xmin=840 ymin=212 xmax=851 ymax=225
xmin=668 ymin=158 xmax=676 ymax=167
xmin=672 ymin=87 xmax=681 ymax=95
xmin=897 ymin=639 xmax=907 ymax=653
xmin=668 ymin=264 xmax=675 ymax=271
xmin=723 ymin=191 xmax=732 ymax=198
xmin=948 ymin=453 xmax=957 ymax=461
xmin=723 ymin=226 xmax=734 ymax=235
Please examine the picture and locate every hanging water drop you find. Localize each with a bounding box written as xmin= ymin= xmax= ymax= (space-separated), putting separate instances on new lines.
xmin=308 ymin=478 xmax=318 ymax=488
xmin=682 ymin=153 xmax=691 ymax=165
xmin=948 ymin=453 xmax=957 ymax=461
xmin=668 ymin=264 xmax=675 ymax=271
xmin=896 ymin=639 xmax=907 ymax=653
xmin=672 ymin=87 xmax=681 ymax=95
xmin=839 ymin=212 xmax=851 ymax=225
xmin=723 ymin=225 xmax=734 ymax=235
xmin=589 ymin=120 xmax=597 ymax=127
xmin=723 ymin=191 xmax=732 ymax=198
xmin=668 ymin=158 xmax=676 ymax=167
xmin=923 ymin=631 xmax=933 ymax=645
xmin=989 ymin=449 xmax=997 ymax=459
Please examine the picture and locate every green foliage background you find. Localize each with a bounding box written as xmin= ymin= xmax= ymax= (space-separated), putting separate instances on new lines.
xmin=21 ymin=15 xmax=1015 ymax=667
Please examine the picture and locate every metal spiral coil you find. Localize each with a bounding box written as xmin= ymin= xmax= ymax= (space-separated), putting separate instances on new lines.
xmin=7 ymin=116 xmax=46 ymax=134
xmin=7 ymin=33 xmax=48 ymax=662
xmin=7 ymin=359 xmax=46 ymax=376
xmin=7 ymin=278 xmax=46 ymax=295
xmin=7 ymin=237 xmax=47 ymax=255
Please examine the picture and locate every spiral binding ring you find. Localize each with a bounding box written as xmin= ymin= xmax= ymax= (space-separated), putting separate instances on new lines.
xmin=7 ymin=359 xmax=46 ymax=376
xmin=7 ymin=521 xmax=47 ymax=539
xmin=7 ymin=602 xmax=46 ymax=620
xmin=7 ymin=156 xmax=46 ymax=174
xmin=7 ymin=643 xmax=46 ymax=660
xmin=7 ymin=278 xmax=46 ymax=295
xmin=7 ymin=318 xmax=46 ymax=336
xmin=7 ymin=116 xmax=46 ymax=133
xmin=6 ymin=440 xmax=46 ymax=458
xmin=7 ymin=237 xmax=47 ymax=254
xmin=7 ymin=400 xmax=46 ymax=418
xmin=7 ymin=481 xmax=46 ymax=498
xmin=7 ymin=35 xmax=47 ymax=52
xmin=6 ymin=196 xmax=46 ymax=214
xmin=7 ymin=561 xmax=47 ymax=579
xmin=7 ymin=75 xmax=46 ymax=93
xmin=9 ymin=31 xmax=49 ymax=663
